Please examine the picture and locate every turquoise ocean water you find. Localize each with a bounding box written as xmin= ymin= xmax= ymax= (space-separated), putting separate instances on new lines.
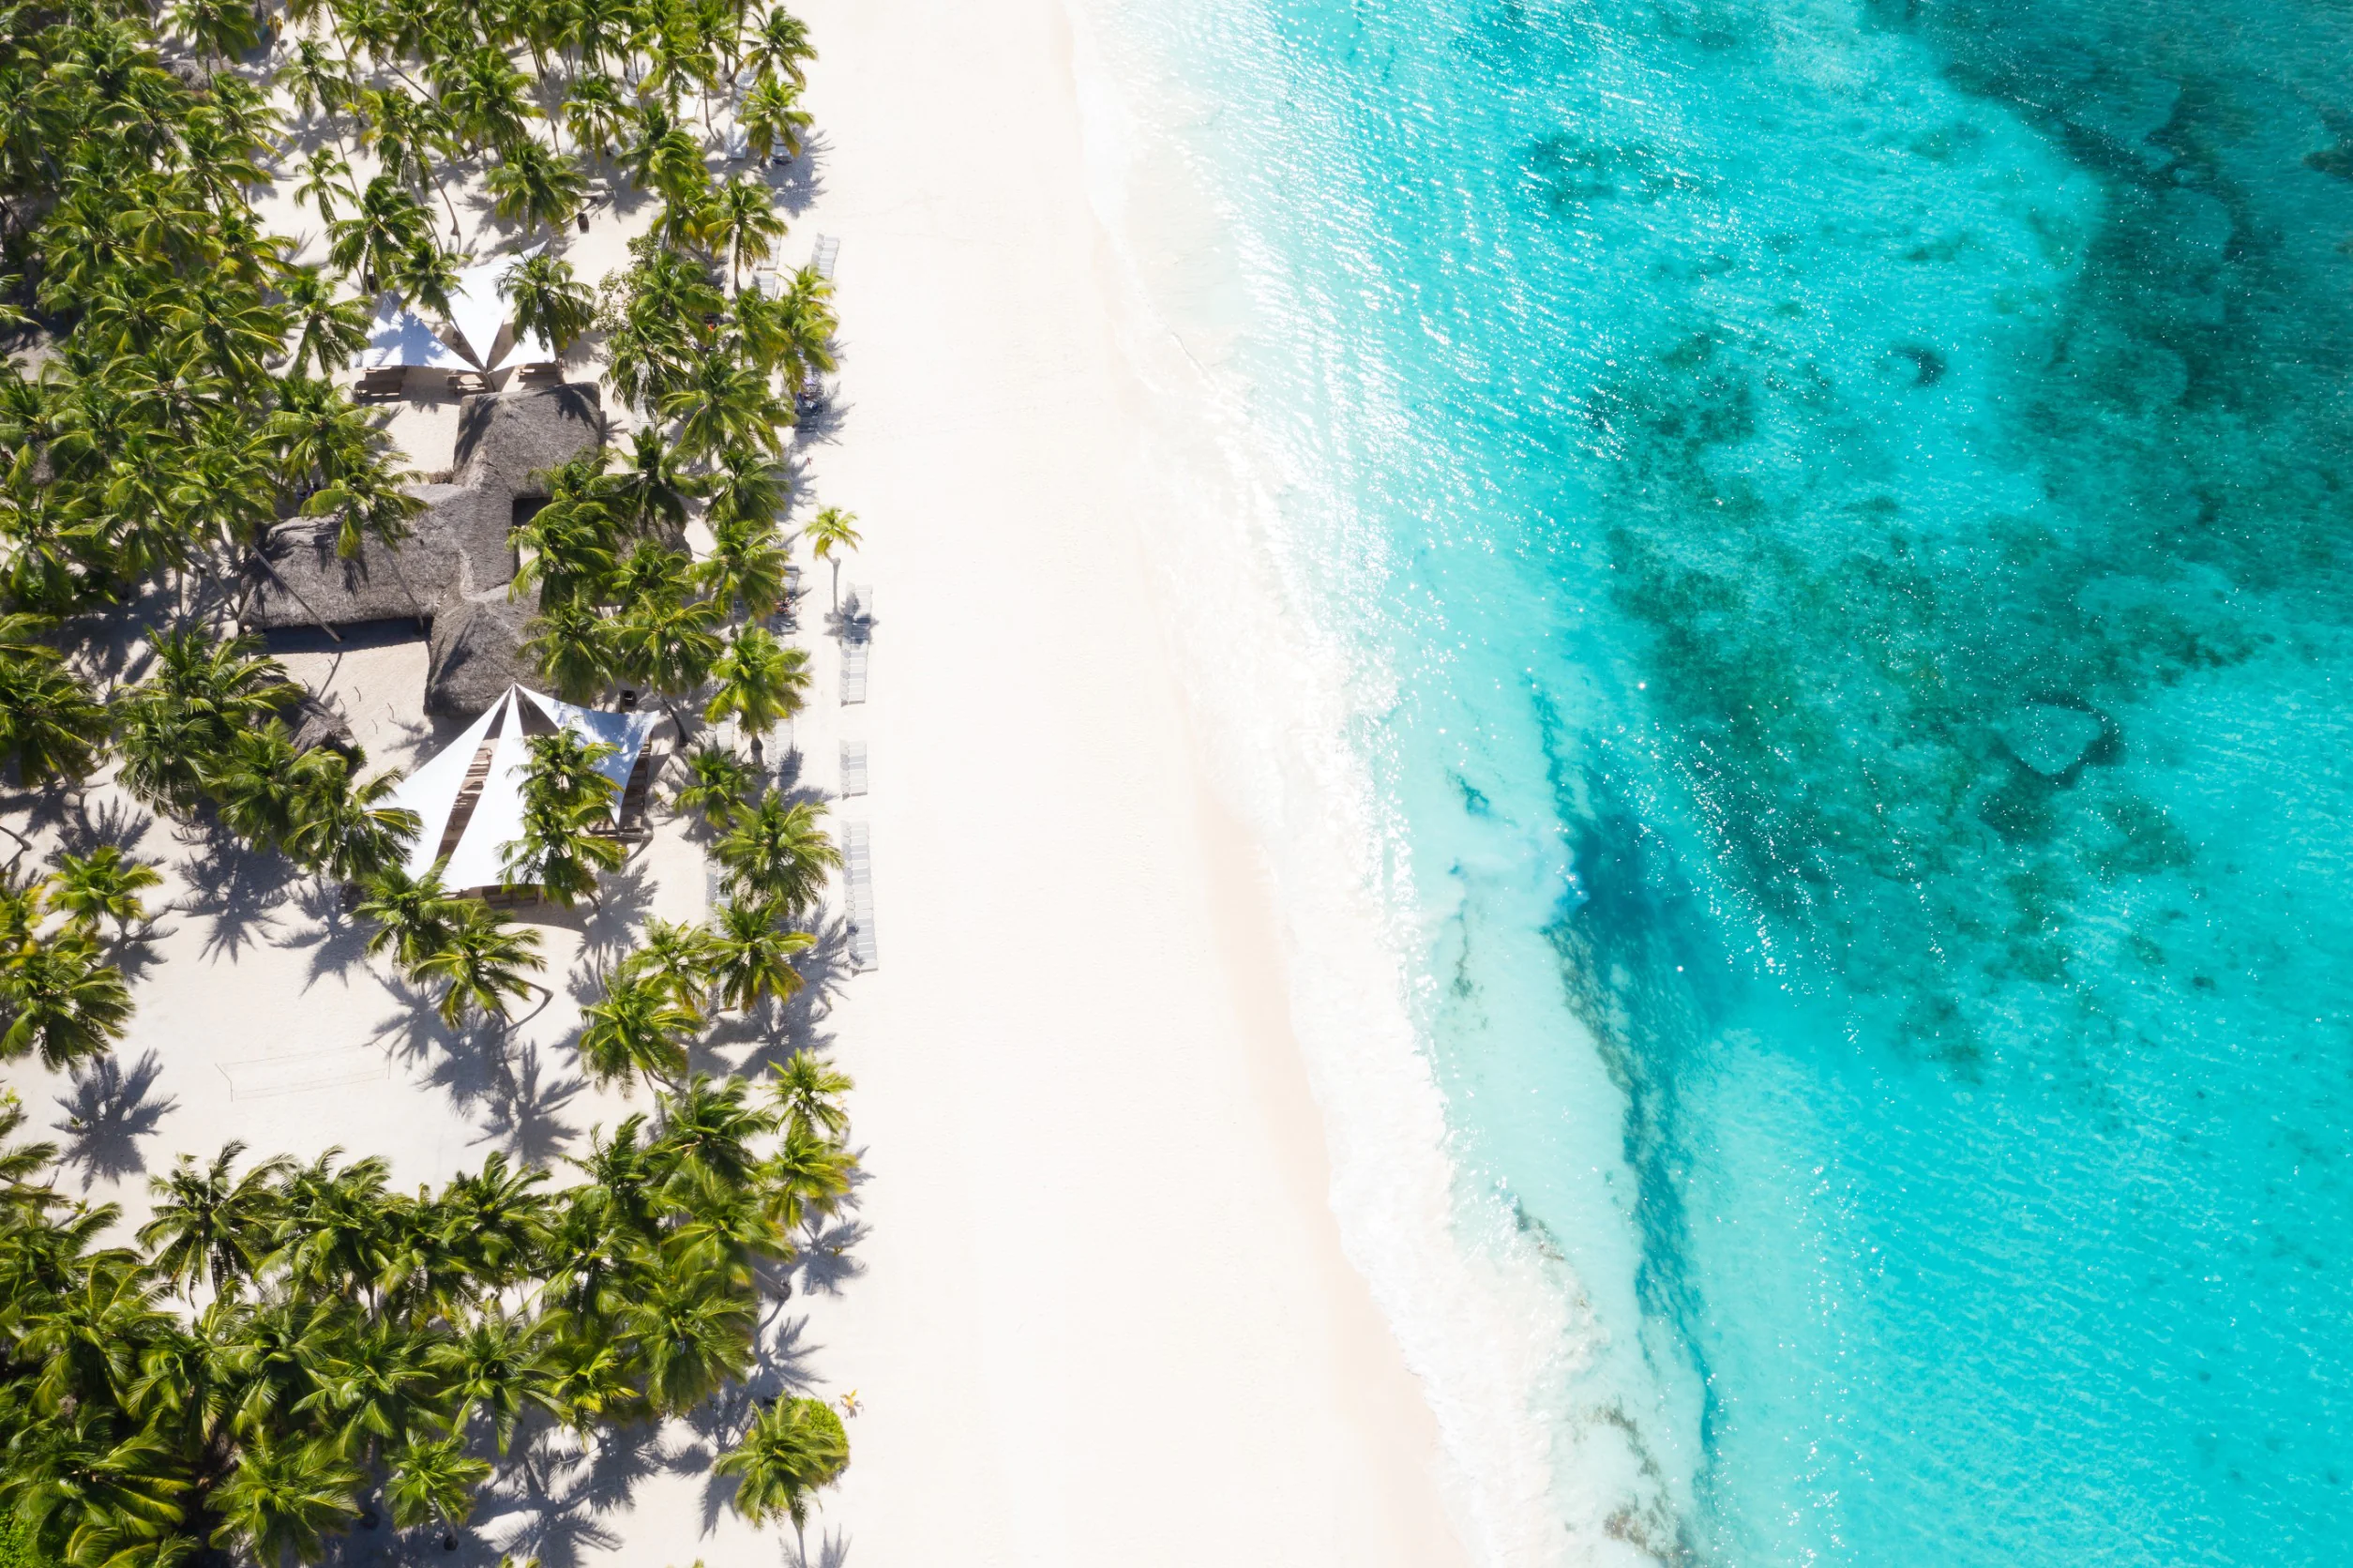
xmin=1090 ymin=0 xmax=2353 ymax=1560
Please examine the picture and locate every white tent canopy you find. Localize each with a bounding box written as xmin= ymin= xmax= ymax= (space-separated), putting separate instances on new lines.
xmin=520 ymin=688 xmax=661 ymax=817
xmin=359 ymin=294 xmax=471 ymax=370
xmin=385 ymin=686 xmax=661 ymax=893
xmin=385 ymin=700 xmax=503 ymax=878
xmin=447 ymin=244 xmax=546 ymax=369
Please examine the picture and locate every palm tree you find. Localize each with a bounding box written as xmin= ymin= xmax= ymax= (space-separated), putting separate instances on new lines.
xmin=610 ymin=426 xmax=703 ymax=536
xmin=621 ymin=1270 xmax=754 ymax=1416
xmin=486 ymin=140 xmax=587 ymax=241
xmin=139 ymin=1143 xmax=293 ymax=1300
xmin=705 ymin=446 xmax=791 ymax=530
xmin=302 ymin=458 xmax=429 ymax=559
xmin=561 ymin=71 xmax=633 ymax=161
xmin=705 ymin=176 xmax=785 ymax=291
xmin=390 ymin=235 xmax=460 ymax=319
xmin=412 ymin=903 xmax=544 ymax=1027
xmin=501 ymin=253 xmax=595 ymax=354
xmin=502 ymin=792 xmax=626 ymax=908
xmin=577 ymin=972 xmax=698 ymax=1094
xmin=1 ymin=938 xmax=132 ymax=1069
xmin=281 ymin=42 xmax=356 ymax=145
xmin=168 ymin=0 xmax=264 ymax=68
xmin=744 ymin=6 xmax=817 ymax=86
xmin=655 ymin=1076 xmax=775 ymax=1189
xmin=768 ymin=1052 xmax=852 ymax=1142
xmin=429 ymin=1308 xmax=554 ymax=1455
xmin=325 ymin=175 xmax=431 ymax=293
xmin=208 ymin=1439 xmax=363 ymax=1568
xmin=0 ymin=646 xmax=109 ymax=788
xmin=700 ymin=515 xmax=792 ymax=623
xmin=520 ymin=601 xmax=614 ymax=704
xmin=279 ymin=266 xmax=371 ymax=377
xmin=385 ymin=1437 xmax=491 ymax=1534
xmin=511 ymin=488 xmax=621 ymax=609
xmin=299 ymin=1314 xmax=439 ymax=1458
xmin=610 ymin=592 xmax=722 ymax=727
xmin=45 ymin=847 xmax=160 ymax=937
xmin=761 ymin=1124 xmax=855 ymax=1234
xmin=670 ymin=740 xmax=755 ymax=829
xmin=113 ymin=630 xmax=296 ymax=813
xmin=284 ymin=746 xmax=419 ymax=884
xmin=619 ymin=102 xmax=710 ymax=205
xmin=618 ymin=918 xmax=716 ymax=1010
xmin=706 ymin=897 xmax=812 ymax=1015
xmin=703 ymin=625 xmax=807 ymax=767
xmin=292 ymin=147 xmax=355 ymax=226
xmin=758 ymin=264 xmax=838 ymax=393
xmin=608 ymin=539 xmax=696 ymax=606
xmin=715 ymin=1395 xmax=848 ymax=1553
xmin=736 ymin=75 xmax=810 ymax=166
xmin=437 ymin=44 xmax=539 ymax=150
xmin=660 ymin=350 xmax=789 ymax=460
xmin=205 ymin=721 xmax=308 ymax=854
xmin=353 ymin=867 xmax=466 ymax=972
xmin=710 ymin=791 xmax=837 ymax=912
xmin=497 ymin=731 xmax=625 ymax=906
xmin=541 ymin=1331 xmax=642 ymax=1436
xmin=801 ymin=505 xmax=859 ymax=612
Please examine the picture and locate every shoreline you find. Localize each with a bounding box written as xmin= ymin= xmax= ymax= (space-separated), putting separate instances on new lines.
xmin=783 ymin=0 xmax=1473 ymax=1558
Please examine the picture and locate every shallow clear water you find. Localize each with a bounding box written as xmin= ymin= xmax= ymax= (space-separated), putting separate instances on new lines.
xmin=1096 ymin=0 xmax=2353 ymax=1560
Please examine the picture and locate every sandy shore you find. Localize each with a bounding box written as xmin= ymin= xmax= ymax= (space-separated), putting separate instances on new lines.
xmin=0 ymin=0 xmax=1472 ymax=1560
xmin=785 ymin=0 xmax=1469 ymax=1558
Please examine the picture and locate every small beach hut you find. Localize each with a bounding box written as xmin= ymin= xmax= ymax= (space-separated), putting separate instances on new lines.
xmin=386 ymin=686 xmax=663 ymax=894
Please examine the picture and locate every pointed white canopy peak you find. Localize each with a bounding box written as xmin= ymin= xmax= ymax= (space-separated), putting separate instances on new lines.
xmin=448 ymin=244 xmax=547 ymax=370
xmin=439 ymin=690 xmax=534 ymax=894
xmin=360 ymin=294 xmax=471 ymax=370
xmin=385 ymin=700 xmax=505 ymax=879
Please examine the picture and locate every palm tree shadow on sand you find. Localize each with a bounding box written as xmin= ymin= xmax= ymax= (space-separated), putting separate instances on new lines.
xmin=465 ymin=1040 xmax=586 ymax=1165
xmin=171 ymin=825 xmax=299 ymax=962
xmin=51 ymin=1050 xmax=176 ymax=1189
xmin=277 ymin=878 xmax=386 ymax=994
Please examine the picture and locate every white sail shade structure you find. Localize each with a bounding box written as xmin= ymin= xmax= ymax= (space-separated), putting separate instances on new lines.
xmin=384 ymin=686 xmax=662 ymax=893
xmin=384 ymin=701 xmax=504 ymax=877
xmin=446 ymin=245 xmax=545 ymax=370
xmin=437 ymin=692 xmax=535 ymax=893
xmin=519 ymin=688 xmax=662 ymax=822
xmin=359 ymin=294 xmax=471 ymax=370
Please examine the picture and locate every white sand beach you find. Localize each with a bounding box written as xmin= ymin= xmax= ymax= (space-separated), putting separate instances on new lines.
xmin=0 ymin=0 xmax=1472 ymax=1560
xmin=774 ymin=0 xmax=1471 ymax=1558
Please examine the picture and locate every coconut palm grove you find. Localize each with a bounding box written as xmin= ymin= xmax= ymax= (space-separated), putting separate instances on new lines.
xmin=0 ymin=0 xmax=869 ymax=1560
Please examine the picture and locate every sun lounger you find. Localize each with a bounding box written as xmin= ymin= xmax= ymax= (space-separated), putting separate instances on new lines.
xmin=510 ymin=361 xmax=562 ymax=386
xmin=839 ymin=640 xmax=867 ymax=705
xmin=811 ymin=234 xmax=839 ymax=279
xmin=355 ymin=366 xmax=405 ymax=399
xmin=448 ymin=369 xmax=492 ymax=396
xmin=839 ymin=740 xmax=867 ymax=797
xmin=842 ymin=821 xmax=877 ymax=970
